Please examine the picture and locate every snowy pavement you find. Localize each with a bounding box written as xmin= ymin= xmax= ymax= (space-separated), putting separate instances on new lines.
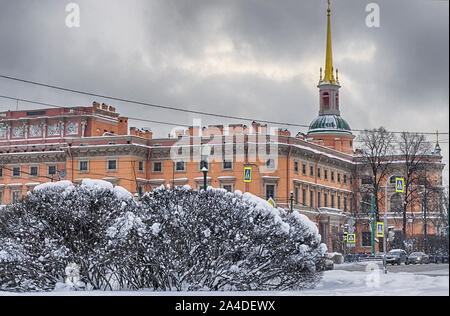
xmin=1 ymin=265 xmax=448 ymax=296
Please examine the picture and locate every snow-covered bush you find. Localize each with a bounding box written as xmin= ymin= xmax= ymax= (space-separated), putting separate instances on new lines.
xmin=134 ymin=186 xmax=327 ymax=291
xmin=0 ymin=180 xmax=137 ymax=292
xmin=0 ymin=181 xmax=327 ymax=292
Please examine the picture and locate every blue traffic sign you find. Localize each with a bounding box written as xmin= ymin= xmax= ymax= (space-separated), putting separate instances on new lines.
xmin=396 ymin=178 xmax=404 ymax=192
xmin=244 ymin=167 xmax=252 ymax=183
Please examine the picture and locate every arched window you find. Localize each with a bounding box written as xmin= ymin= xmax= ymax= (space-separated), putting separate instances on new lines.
xmin=322 ymin=92 xmax=330 ymax=110
xmin=389 ymin=175 xmax=401 ymax=185
xmin=390 ymin=193 xmax=402 ymax=213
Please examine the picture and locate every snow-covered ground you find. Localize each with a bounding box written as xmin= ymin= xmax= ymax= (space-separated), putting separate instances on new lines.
xmin=1 ymin=267 xmax=448 ymax=296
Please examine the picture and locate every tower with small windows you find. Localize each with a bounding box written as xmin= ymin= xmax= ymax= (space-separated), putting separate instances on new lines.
xmin=308 ymin=1 xmax=355 ymax=154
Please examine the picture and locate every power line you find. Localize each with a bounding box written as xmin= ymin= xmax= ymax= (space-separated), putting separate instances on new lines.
xmin=1 ymin=74 xmax=448 ymax=135
xmin=0 ymin=74 xmax=311 ymax=129
xmin=0 ymin=91 xmax=449 ymax=144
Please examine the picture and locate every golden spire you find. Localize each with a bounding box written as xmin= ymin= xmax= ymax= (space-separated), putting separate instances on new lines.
xmin=323 ymin=0 xmax=336 ymax=84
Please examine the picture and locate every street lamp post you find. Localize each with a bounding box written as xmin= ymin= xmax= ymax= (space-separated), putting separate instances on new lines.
xmin=371 ymin=195 xmax=375 ymax=255
xmin=201 ymin=144 xmax=211 ymax=192
xmin=360 ymin=197 xmax=376 ymax=255
xmin=202 ymin=167 xmax=208 ymax=191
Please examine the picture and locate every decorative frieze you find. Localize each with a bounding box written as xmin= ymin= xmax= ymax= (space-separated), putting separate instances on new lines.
xmin=12 ymin=125 xmax=25 ymax=138
xmin=66 ymin=122 xmax=79 ymax=136
xmin=0 ymin=126 xmax=6 ymax=139
xmin=29 ymin=124 xmax=43 ymax=138
xmin=47 ymin=123 xmax=60 ymax=137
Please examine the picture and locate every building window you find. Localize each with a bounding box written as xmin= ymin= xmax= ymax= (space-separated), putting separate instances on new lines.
xmin=0 ymin=191 xmax=3 ymax=204
xmin=138 ymin=161 xmax=144 ymax=173
xmin=322 ymin=92 xmax=330 ymax=109
xmin=79 ymin=161 xmax=89 ymax=172
xmin=48 ymin=165 xmax=57 ymax=176
xmin=331 ymin=194 xmax=335 ymax=208
xmin=265 ymin=184 xmax=276 ymax=200
xmin=30 ymin=166 xmax=39 ymax=177
xmin=302 ymin=164 xmax=307 ymax=175
xmin=294 ymin=161 xmax=299 ymax=173
xmin=12 ymin=167 xmax=21 ymax=178
xmin=310 ymin=190 xmax=314 ymax=208
xmin=389 ymin=175 xmax=401 ymax=185
xmin=152 ymin=161 xmax=162 ymax=173
xmin=331 ymin=171 xmax=335 ymax=182
xmin=222 ymin=184 xmax=233 ymax=192
xmin=302 ymin=188 xmax=307 ymax=206
xmin=317 ymin=167 xmax=321 ymax=179
xmin=337 ymin=173 xmax=341 ymax=183
xmin=222 ymin=160 xmax=233 ymax=170
xmin=337 ymin=195 xmax=341 ymax=210
xmin=12 ymin=191 xmax=21 ymax=204
xmin=361 ymin=176 xmax=373 ymax=185
xmin=344 ymin=197 xmax=348 ymax=212
xmin=324 ymin=169 xmax=328 ymax=180
xmin=324 ymin=193 xmax=328 ymax=207
xmin=344 ymin=174 xmax=348 ymax=184
xmin=175 ymin=161 xmax=185 ymax=172
xmin=0 ymin=168 xmax=3 ymax=178
xmin=294 ymin=187 xmax=299 ymax=204
xmin=317 ymin=191 xmax=321 ymax=208
xmin=360 ymin=194 xmax=372 ymax=213
xmin=361 ymin=232 xmax=372 ymax=247
xmin=107 ymin=160 xmax=117 ymax=172
xmin=310 ymin=165 xmax=314 ymax=177
xmin=391 ymin=193 xmax=403 ymax=213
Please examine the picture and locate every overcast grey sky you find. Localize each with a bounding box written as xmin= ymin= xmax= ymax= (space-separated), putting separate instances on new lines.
xmin=0 ymin=0 xmax=448 ymax=182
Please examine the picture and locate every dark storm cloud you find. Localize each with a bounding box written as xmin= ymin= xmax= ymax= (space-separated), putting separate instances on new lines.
xmin=0 ymin=0 xmax=448 ymax=180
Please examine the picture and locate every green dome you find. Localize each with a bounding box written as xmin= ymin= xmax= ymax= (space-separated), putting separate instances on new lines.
xmin=308 ymin=115 xmax=352 ymax=135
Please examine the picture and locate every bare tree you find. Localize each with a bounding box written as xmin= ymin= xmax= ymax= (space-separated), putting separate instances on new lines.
xmin=357 ymin=127 xmax=396 ymax=222
xmin=397 ymin=132 xmax=433 ymax=248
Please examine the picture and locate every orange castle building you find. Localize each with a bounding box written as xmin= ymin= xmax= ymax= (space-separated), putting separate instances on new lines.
xmin=0 ymin=3 xmax=446 ymax=254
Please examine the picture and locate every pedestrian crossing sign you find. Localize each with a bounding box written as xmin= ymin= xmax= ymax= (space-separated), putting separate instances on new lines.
xmin=376 ymin=222 xmax=384 ymax=238
xmin=395 ymin=178 xmax=404 ymax=192
xmin=244 ymin=167 xmax=252 ymax=183
xmin=347 ymin=234 xmax=356 ymax=244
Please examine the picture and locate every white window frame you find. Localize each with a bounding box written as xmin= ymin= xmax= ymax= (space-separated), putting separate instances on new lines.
xmin=12 ymin=190 xmax=22 ymax=204
xmin=47 ymin=165 xmax=58 ymax=177
xmin=175 ymin=161 xmax=186 ymax=173
xmin=107 ymin=159 xmax=118 ymax=172
xmin=222 ymin=159 xmax=233 ymax=171
xmin=221 ymin=183 xmax=234 ymax=192
xmin=29 ymin=165 xmax=39 ymax=178
xmin=152 ymin=161 xmax=163 ymax=174
xmin=138 ymin=160 xmax=145 ymax=173
xmin=78 ymin=160 xmax=89 ymax=173
xmin=12 ymin=166 xmax=21 ymax=178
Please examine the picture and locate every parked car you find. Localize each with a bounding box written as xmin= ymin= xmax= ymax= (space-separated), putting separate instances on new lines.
xmin=385 ymin=249 xmax=407 ymax=265
xmin=406 ymin=252 xmax=430 ymax=265
xmin=430 ymin=253 xmax=449 ymax=264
